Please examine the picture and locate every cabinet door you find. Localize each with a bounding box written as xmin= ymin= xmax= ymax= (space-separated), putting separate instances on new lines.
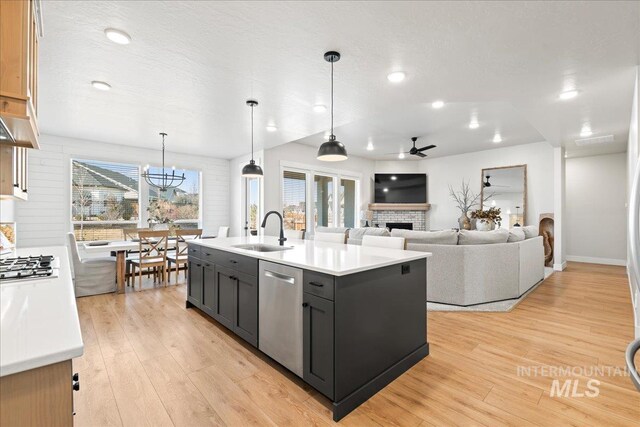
xmin=303 ymin=293 xmax=334 ymax=399
xmin=213 ymin=266 xmax=235 ymax=330
xmin=234 ymin=271 xmax=258 ymax=347
xmin=187 ymin=259 xmax=203 ymax=307
xmin=201 ymin=263 xmax=216 ymax=316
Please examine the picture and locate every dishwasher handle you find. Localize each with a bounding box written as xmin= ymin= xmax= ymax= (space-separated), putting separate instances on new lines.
xmin=264 ymin=270 xmax=295 ymax=284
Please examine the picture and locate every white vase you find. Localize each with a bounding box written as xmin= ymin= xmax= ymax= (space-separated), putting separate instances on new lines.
xmin=476 ymin=220 xmax=493 ymax=231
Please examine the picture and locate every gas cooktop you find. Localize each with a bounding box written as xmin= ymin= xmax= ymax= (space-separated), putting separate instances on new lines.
xmin=0 ymin=255 xmax=60 ymax=282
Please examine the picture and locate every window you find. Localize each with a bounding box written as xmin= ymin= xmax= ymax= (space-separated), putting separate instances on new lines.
xmin=281 ymin=163 xmax=360 ymax=233
xmin=339 ymin=178 xmax=356 ymax=228
xmin=282 ymin=170 xmax=306 ymax=231
xmin=147 ymin=167 xmax=200 ymax=229
xmin=72 ymin=159 xmax=139 ymax=241
xmin=314 ymin=174 xmax=334 ymax=228
xmin=245 ymin=177 xmax=260 ymax=235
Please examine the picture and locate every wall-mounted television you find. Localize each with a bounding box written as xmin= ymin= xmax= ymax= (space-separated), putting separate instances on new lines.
xmin=374 ymin=173 xmax=427 ymax=203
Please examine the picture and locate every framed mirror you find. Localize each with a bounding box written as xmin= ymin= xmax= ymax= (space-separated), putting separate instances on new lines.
xmin=480 ymin=164 xmax=527 ymax=228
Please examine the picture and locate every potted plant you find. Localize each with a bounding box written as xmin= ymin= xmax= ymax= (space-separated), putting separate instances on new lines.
xmin=471 ymin=207 xmax=502 ymax=231
xmin=448 ymin=180 xmax=491 ymax=230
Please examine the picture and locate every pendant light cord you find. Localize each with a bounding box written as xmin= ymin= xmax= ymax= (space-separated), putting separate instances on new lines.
xmin=331 ymin=60 xmax=334 ymax=137
xmin=250 ymin=104 xmax=255 ymax=161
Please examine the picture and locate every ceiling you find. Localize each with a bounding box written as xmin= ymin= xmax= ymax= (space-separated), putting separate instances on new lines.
xmin=38 ymin=1 xmax=640 ymax=160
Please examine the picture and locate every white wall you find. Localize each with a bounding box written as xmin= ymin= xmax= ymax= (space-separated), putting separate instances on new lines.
xmin=0 ymin=200 xmax=15 ymax=222
xmin=418 ymin=142 xmax=555 ymax=231
xmin=565 ymin=153 xmax=627 ymax=265
xmin=230 ymin=142 xmax=375 ymax=237
xmin=374 ymin=160 xmax=422 ymax=173
xmin=16 ymin=134 xmax=229 ymax=248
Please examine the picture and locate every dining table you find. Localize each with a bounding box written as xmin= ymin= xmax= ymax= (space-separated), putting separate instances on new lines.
xmin=82 ymin=236 xmax=212 ymax=293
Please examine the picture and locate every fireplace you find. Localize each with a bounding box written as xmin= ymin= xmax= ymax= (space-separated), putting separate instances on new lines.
xmin=385 ymin=222 xmax=413 ymax=231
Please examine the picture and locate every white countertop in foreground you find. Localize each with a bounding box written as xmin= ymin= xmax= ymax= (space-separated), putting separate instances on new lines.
xmin=1 ymin=246 xmax=84 ymax=377
xmin=191 ymin=236 xmax=431 ymax=276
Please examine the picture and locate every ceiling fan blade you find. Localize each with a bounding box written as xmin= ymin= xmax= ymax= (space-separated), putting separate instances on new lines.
xmin=414 ymin=152 xmax=427 ymax=158
xmin=416 ymin=144 xmax=436 ymax=152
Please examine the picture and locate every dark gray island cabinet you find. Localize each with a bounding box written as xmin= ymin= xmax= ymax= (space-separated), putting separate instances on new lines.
xmin=186 ymin=239 xmax=429 ymax=421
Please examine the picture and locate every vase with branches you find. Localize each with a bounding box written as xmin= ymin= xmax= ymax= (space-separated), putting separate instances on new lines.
xmin=448 ymin=180 xmax=491 ymax=230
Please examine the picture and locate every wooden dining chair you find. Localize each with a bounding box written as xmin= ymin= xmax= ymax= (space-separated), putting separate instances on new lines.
xmin=124 ymin=228 xmax=151 ymax=287
xmin=167 ymin=229 xmax=202 ymax=284
xmin=129 ymin=230 xmax=169 ymax=290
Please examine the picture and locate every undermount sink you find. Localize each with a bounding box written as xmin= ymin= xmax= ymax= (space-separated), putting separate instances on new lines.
xmin=231 ymin=243 xmax=293 ymax=253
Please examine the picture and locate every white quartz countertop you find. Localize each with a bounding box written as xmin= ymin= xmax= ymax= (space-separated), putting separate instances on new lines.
xmin=191 ymin=236 xmax=431 ymax=276
xmin=1 ymin=246 xmax=84 ymax=377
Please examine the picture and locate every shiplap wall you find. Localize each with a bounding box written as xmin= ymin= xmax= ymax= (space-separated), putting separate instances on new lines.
xmin=16 ymin=134 xmax=230 ymax=248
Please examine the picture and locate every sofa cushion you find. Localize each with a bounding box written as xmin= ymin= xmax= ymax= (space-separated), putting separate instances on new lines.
xmin=348 ymin=227 xmax=390 ymax=240
xmin=522 ymin=225 xmax=538 ymax=239
xmin=507 ymin=228 xmax=525 ymax=242
xmin=458 ymin=229 xmax=509 ymax=245
xmin=390 ymin=229 xmax=458 ymax=245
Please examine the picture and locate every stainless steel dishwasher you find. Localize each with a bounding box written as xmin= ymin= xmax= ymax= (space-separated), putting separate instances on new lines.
xmin=258 ymin=260 xmax=303 ymax=377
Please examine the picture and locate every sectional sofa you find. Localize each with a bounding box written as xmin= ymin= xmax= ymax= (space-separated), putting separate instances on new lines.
xmin=346 ymin=226 xmax=545 ymax=306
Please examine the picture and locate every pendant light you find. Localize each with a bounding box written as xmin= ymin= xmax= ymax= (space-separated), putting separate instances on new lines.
xmin=242 ymin=100 xmax=264 ymax=178
xmin=317 ymin=51 xmax=348 ymax=161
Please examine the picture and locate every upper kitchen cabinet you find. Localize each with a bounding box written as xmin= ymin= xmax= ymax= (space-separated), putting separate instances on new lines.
xmin=0 ymin=0 xmax=42 ymax=149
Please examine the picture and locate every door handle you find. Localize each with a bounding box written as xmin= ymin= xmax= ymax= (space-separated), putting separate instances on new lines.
xmin=264 ymin=270 xmax=295 ymax=284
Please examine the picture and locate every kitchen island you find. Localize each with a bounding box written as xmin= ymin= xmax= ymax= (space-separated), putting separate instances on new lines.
xmin=186 ymin=235 xmax=431 ymax=421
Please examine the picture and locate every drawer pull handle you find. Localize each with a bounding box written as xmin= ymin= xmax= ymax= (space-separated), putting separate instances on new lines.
xmin=229 ymin=259 xmax=238 ymax=264
xmin=302 ymin=302 xmax=309 ymax=308
xmin=229 ymin=275 xmax=237 ymax=281
xmin=196 ymin=263 xmax=202 ymax=267
xmin=205 ymin=252 xmax=211 ymax=256
xmin=308 ymin=281 xmax=324 ymax=287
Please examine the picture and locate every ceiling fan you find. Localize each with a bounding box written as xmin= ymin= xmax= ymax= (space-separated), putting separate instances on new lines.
xmin=387 ymin=137 xmax=436 ymax=158
xmin=483 ymin=175 xmax=510 ymax=188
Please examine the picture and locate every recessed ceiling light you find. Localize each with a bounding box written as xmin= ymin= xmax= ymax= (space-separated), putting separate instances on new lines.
xmin=313 ymin=104 xmax=327 ymax=113
xmin=383 ymin=188 xmax=389 ymax=192
xmin=91 ymin=81 xmax=111 ymax=91
xmin=387 ymin=71 xmax=406 ymax=83
xmin=266 ymin=125 xmax=277 ymax=132
xmin=390 ymin=176 xmax=397 ymax=181
xmin=0 ymin=135 xmax=7 ymax=140
xmin=559 ymin=89 xmax=578 ymax=100
xmin=580 ymin=124 xmax=592 ymax=137
xmin=104 ymin=28 xmax=131 ymax=45
xmin=366 ymin=141 xmax=374 ymax=151
xmin=432 ymin=100 xmax=444 ymax=109
xmin=492 ymin=133 xmax=502 ymax=143
xmin=469 ymin=120 xmax=479 ymax=129
xmin=398 ymin=152 xmax=405 ymax=159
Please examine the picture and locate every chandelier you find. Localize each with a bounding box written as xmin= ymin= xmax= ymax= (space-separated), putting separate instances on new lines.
xmin=142 ymin=132 xmax=185 ymax=192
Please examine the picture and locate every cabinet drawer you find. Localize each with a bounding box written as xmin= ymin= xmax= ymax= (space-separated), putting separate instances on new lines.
xmin=303 ymin=270 xmax=335 ymax=301
xmin=202 ymin=249 xmax=258 ymax=277
xmin=187 ymin=244 xmax=201 ymax=259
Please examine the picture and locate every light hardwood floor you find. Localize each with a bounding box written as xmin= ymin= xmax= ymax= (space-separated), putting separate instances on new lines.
xmin=73 ymin=262 xmax=639 ymax=426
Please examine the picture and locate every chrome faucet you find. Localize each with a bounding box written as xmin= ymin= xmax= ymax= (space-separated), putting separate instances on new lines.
xmin=261 ymin=211 xmax=287 ymax=246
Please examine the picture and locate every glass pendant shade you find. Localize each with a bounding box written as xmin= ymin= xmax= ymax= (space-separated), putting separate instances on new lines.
xmin=317 ymin=135 xmax=348 ymax=161
xmin=241 ymin=159 xmax=263 ymax=177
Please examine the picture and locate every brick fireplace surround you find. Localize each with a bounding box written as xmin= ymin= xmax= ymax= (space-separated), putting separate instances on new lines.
xmin=368 ymin=203 xmax=431 ymax=231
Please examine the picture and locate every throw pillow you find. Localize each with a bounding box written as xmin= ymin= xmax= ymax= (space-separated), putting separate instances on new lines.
xmin=458 ymin=229 xmax=509 ymax=245
xmin=522 ymin=225 xmax=538 ymax=239
xmin=390 ymin=229 xmax=458 ymax=245
xmin=507 ymin=228 xmax=525 ymax=242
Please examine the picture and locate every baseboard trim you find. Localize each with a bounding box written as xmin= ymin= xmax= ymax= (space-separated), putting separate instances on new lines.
xmin=553 ymin=261 xmax=567 ymax=271
xmin=566 ymin=256 xmax=627 ymax=267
